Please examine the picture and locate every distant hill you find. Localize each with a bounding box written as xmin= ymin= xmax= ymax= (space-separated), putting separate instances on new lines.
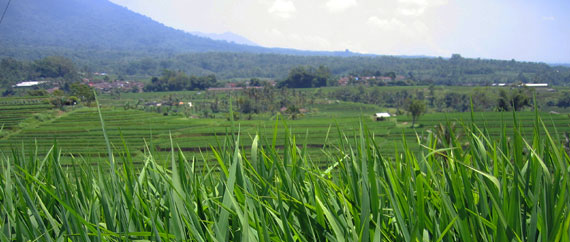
xmin=190 ymin=31 xmax=258 ymax=46
xmin=0 ymin=0 xmax=364 ymax=58
xmin=549 ymin=63 xmax=570 ymax=68
xmin=0 ymin=0 xmax=267 ymax=55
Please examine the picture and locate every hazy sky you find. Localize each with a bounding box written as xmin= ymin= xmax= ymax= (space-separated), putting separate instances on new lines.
xmin=109 ymin=0 xmax=570 ymax=63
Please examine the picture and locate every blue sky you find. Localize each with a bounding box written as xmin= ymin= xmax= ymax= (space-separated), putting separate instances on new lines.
xmin=110 ymin=0 xmax=569 ymax=63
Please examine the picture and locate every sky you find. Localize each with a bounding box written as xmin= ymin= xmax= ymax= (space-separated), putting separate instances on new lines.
xmin=109 ymin=0 xmax=570 ymax=63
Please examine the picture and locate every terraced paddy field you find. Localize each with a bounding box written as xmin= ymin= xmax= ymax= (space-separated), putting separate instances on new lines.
xmin=1 ymin=104 xmax=569 ymax=169
xmin=0 ymin=96 xmax=54 ymax=132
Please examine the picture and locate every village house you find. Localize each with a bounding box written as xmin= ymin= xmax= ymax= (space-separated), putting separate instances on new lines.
xmin=207 ymin=86 xmax=263 ymax=91
xmin=337 ymin=75 xmax=407 ymax=86
xmin=12 ymin=81 xmax=47 ymax=88
xmin=374 ymin=112 xmax=391 ymax=121
xmin=521 ymin=83 xmax=548 ymax=87
xmin=88 ymin=80 xmax=144 ymax=92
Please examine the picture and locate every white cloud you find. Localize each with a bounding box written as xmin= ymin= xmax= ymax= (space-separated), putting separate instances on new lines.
xmin=397 ymin=7 xmax=425 ymax=16
xmin=265 ymin=31 xmax=333 ymax=50
xmin=398 ymin=0 xmax=427 ymax=5
xmin=542 ymin=16 xmax=555 ymax=21
xmin=301 ymin=35 xmax=332 ymax=49
xmin=398 ymin=0 xmax=447 ymax=7
xmin=410 ymin=20 xmax=428 ymax=35
xmin=368 ymin=17 xmax=405 ymax=31
xmin=268 ymin=0 xmax=296 ymax=19
xmin=368 ymin=16 xmax=429 ymax=37
xmin=269 ymin=28 xmax=283 ymax=36
xmin=396 ymin=0 xmax=446 ymax=16
xmin=325 ymin=0 xmax=357 ymax=13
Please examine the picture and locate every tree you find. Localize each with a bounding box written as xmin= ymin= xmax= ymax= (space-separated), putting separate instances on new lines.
xmin=471 ymin=88 xmax=492 ymax=111
xmin=144 ymin=70 xmax=217 ymax=92
xmin=70 ymin=83 xmax=95 ymax=105
xmin=385 ymin=71 xmax=396 ymax=80
xmin=497 ymin=89 xmax=510 ymax=111
xmin=285 ymin=105 xmax=302 ymax=120
xmin=279 ymin=65 xmax=330 ymax=88
xmin=497 ymin=89 xmax=531 ymax=111
xmin=33 ymin=56 xmax=78 ymax=82
xmin=442 ymin=92 xmax=469 ymax=112
xmin=2 ymin=87 xmax=15 ymax=97
xmin=249 ymin=78 xmax=262 ymax=87
xmin=556 ymin=92 xmax=570 ymax=108
xmin=511 ymin=89 xmax=531 ymax=111
xmin=0 ymin=58 xmax=28 ymax=87
xmin=406 ymin=99 xmax=426 ymax=127
xmin=27 ymin=89 xmax=49 ymax=96
xmin=238 ymin=97 xmax=257 ymax=114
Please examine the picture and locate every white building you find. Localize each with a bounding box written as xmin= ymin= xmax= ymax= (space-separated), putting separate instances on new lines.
xmin=375 ymin=112 xmax=391 ymax=121
xmin=13 ymin=81 xmax=47 ymax=88
xmin=522 ymin=83 xmax=548 ymax=87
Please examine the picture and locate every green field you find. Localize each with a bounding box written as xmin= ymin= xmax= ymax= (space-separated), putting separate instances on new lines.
xmin=1 ymin=109 xmax=569 ymax=241
xmin=0 ymin=96 xmax=54 ymax=132
xmin=2 ymin=98 xmax=569 ymax=169
xmin=1 ymin=90 xmax=570 ymax=241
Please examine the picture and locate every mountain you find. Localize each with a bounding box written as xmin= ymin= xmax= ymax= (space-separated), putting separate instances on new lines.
xmin=190 ymin=31 xmax=258 ymax=46
xmin=0 ymin=0 xmax=268 ymax=57
xmin=0 ymin=0 xmax=365 ymax=59
xmin=549 ymin=63 xmax=570 ymax=68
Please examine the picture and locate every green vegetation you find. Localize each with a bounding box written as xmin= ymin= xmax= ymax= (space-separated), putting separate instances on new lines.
xmin=1 ymin=0 xmax=569 ymax=239
xmin=143 ymin=70 xmax=219 ymax=92
xmin=1 ymin=83 xmax=569 ymax=241
xmin=0 ymin=56 xmax=79 ymax=88
xmin=405 ymin=99 xmax=426 ymax=127
xmin=3 ymin=53 xmax=570 ymax=87
xmin=2 ymin=86 xmax=569 ymax=161
xmin=2 ymin=100 xmax=569 ymax=167
xmin=278 ymin=65 xmax=332 ymax=88
xmin=0 ymin=96 xmax=54 ymax=133
xmin=327 ymin=85 xmax=569 ymax=113
xmin=1 ymin=108 xmax=569 ymax=241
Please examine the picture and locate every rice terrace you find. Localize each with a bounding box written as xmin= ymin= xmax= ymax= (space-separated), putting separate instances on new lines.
xmin=1 ymin=0 xmax=570 ymax=241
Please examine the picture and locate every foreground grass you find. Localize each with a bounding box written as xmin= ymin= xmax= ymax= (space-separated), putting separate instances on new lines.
xmin=1 ymin=112 xmax=569 ymax=241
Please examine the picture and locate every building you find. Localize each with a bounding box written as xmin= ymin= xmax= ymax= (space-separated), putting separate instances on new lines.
xmin=12 ymin=81 xmax=47 ymax=88
xmin=374 ymin=112 xmax=391 ymax=121
xmin=492 ymin=83 xmax=507 ymax=87
xmin=522 ymin=83 xmax=548 ymax=87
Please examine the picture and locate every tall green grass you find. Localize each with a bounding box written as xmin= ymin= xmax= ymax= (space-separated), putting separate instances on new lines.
xmin=1 ymin=111 xmax=569 ymax=241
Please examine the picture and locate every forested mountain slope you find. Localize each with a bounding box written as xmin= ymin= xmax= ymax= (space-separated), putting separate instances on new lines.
xmin=0 ymin=0 xmax=360 ymax=58
xmin=0 ymin=0 xmax=265 ymax=55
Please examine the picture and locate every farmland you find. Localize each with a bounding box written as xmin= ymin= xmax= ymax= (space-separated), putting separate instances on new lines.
xmin=1 ymin=88 xmax=570 ymax=241
xmin=1 ymin=107 xmax=569 ymax=241
xmin=1 ymin=92 xmax=569 ymax=168
xmin=0 ymin=96 xmax=54 ymax=132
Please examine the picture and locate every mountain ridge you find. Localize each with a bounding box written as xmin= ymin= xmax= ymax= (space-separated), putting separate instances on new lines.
xmin=0 ymin=0 xmax=265 ymax=55
xmin=189 ymin=31 xmax=259 ymax=46
xmin=0 ymin=0 xmax=368 ymax=58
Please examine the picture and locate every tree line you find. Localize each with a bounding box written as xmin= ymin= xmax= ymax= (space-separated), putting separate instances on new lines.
xmin=143 ymin=70 xmax=219 ymax=92
xmin=0 ymin=56 xmax=79 ymax=88
xmin=3 ymin=52 xmax=570 ymax=86
xmin=328 ymin=85 xmax=560 ymax=113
